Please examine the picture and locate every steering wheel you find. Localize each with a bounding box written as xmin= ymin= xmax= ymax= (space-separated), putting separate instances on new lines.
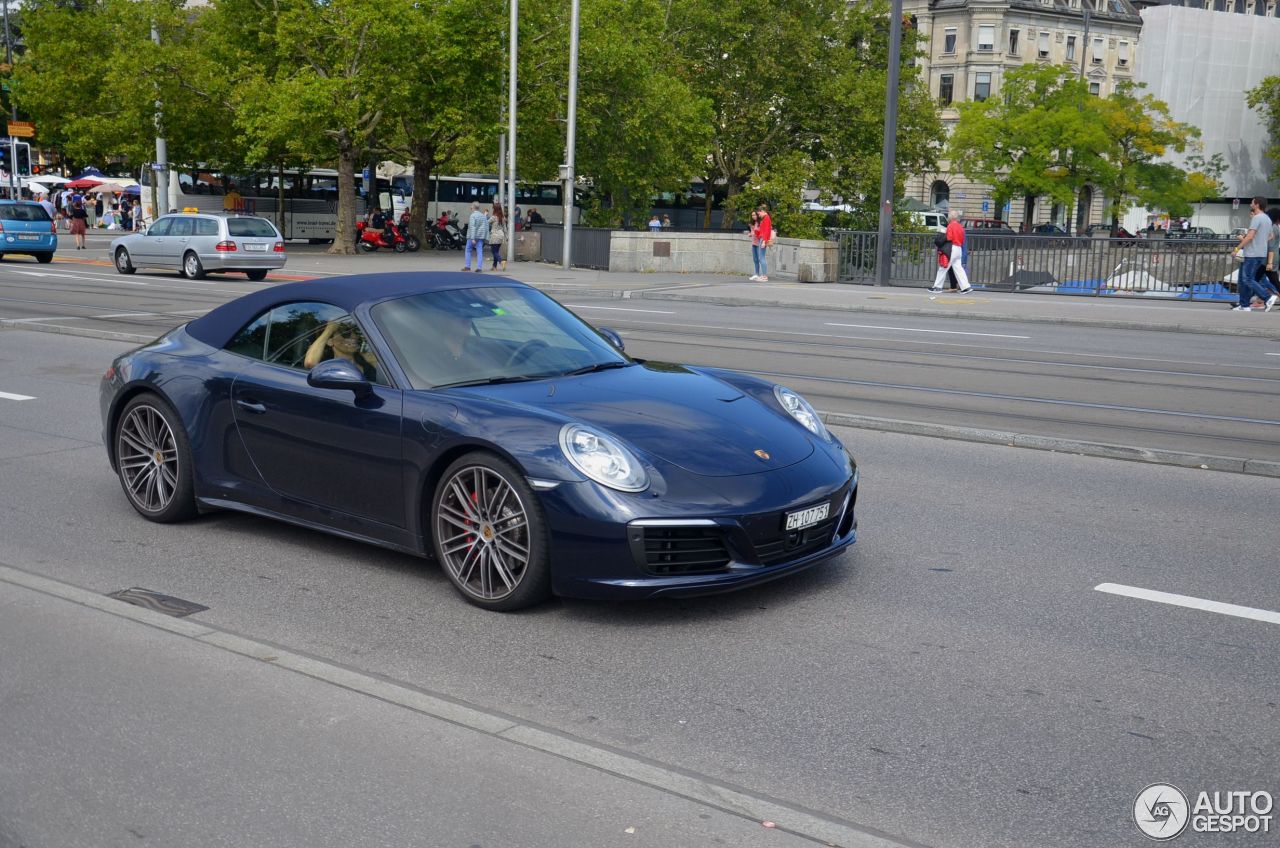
xmin=504 ymin=339 xmax=550 ymax=368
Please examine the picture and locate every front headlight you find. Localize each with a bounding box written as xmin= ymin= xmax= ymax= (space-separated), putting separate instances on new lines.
xmin=558 ymin=424 xmax=649 ymax=492
xmin=773 ymin=385 xmax=830 ymax=440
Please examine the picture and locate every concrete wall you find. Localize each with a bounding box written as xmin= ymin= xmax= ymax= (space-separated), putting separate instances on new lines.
xmin=608 ymin=232 xmax=837 ymax=282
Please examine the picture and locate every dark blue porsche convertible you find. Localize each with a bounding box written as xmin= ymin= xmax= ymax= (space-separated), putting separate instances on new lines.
xmin=100 ymin=272 xmax=859 ymax=610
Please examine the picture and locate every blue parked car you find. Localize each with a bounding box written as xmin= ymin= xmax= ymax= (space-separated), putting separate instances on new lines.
xmin=0 ymin=200 xmax=57 ymax=263
xmin=99 ymin=272 xmax=860 ymax=610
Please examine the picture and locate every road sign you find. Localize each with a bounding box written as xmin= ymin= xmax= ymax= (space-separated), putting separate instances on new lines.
xmin=6 ymin=121 xmax=34 ymax=138
xmin=982 ymin=200 xmax=989 ymax=213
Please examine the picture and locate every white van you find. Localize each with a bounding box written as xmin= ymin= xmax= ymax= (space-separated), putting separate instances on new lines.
xmin=911 ymin=211 xmax=947 ymax=232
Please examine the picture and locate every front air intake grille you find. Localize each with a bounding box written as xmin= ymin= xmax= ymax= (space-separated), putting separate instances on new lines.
xmin=639 ymin=526 xmax=731 ymax=575
xmin=748 ymin=484 xmax=850 ymax=567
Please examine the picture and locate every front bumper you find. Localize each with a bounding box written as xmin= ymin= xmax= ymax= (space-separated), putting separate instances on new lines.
xmin=543 ymin=463 xmax=859 ymax=600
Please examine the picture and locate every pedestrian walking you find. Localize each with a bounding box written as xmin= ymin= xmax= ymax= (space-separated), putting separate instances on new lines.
xmin=1231 ymin=197 xmax=1279 ymax=312
xmin=68 ymin=199 xmax=89 ymax=249
xmin=487 ymin=203 xmax=507 ymax=271
xmin=746 ymin=210 xmax=763 ymax=280
xmin=34 ymin=192 xmax=55 ymax=221
xmin=750 ymin=204 xmax=773 ymax=281
xmin=936 ymin=210 xmax=973 ymax=293
xmin=1266 ymin=208 xmax=1280 ymax=298
xmin=463 ymin=201 xmax=489 ymax=272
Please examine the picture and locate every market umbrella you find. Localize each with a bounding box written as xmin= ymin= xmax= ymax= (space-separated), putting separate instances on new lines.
xmin=33 ymin=174 xmax=70 ymax=185
xmin=88 ymin=182 xmax=127 ymax=194
xmin=72 ymin=167 xmax=106 ymax=180
xmin=66 ymin=178 xmax=103 ymax=189
xmin=123 ymin=185 xmax=141 ymax=195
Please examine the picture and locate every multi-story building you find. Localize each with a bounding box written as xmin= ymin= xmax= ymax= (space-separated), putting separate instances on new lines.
xmin=902 ymin=0 xmax=1143 ymax=231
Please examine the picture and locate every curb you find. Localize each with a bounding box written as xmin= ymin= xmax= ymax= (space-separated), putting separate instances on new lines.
xmin=0 ymin=318 xmax=154 ymax=344
xmin=631 ymin=291 xmax=1280 ymax=340
xmin=0 ymin=561 xmax=923 ymax=848
xmin=822 ymin=412 xmax=1280 ymax=478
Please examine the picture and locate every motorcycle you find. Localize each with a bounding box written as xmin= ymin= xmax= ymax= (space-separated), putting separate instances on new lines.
xmin=431 ymin=217 xmax=465 ymax=250
xmin=356 ymin=220 xmax=420 ymax=253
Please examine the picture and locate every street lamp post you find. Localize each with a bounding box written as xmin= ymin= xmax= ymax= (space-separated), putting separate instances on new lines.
xmin=560 ymin=0 xmax=580 ymax=269
xmin=506 ymin=0 xmax=517 ymax=249
xmin=3 ymin=0 xmax=18 ymax=200
xmin=874 ymin=0 xmax=905 ymax=286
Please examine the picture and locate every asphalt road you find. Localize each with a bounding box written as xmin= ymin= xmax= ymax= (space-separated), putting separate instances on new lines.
xmin=1 ymin=329 xmax=1276 ymax=848
xmin=2 ymin=255 xmax=1276 ymax=464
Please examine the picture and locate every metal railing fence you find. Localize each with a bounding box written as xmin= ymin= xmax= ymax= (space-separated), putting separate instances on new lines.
xmin=535 ymin=225 xmax=613 ymax=270
xmin=834 ymin=231 xmax=1241 ymax=302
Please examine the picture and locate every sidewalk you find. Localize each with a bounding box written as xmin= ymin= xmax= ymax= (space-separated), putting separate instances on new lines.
xmin=65 ymin=234 xmax=1280 ymax=340
xmin=0 ymin=563 xmax=911 ymax=848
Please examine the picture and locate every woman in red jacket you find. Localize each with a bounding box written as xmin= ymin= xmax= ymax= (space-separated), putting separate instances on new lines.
xmin=751 ymin=204 xmax=773 ymax=281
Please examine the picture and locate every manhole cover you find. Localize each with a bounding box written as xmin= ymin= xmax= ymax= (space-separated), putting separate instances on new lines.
xmin=107 ymin=587 xmax=208 ymax=618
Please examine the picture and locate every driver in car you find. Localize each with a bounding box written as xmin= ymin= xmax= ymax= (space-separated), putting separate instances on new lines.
xmin=304 ymin=320 xmax=380 ymax=382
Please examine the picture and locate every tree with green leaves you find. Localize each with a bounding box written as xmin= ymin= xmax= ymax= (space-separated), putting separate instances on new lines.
xmin=1090 ymin=81 xmax=1200 ymax=228
xmin=1246 ymin=76 xmax=1280 ymax=182
xmin=814 ymin=2 xmax=942 ymax=232
xmin=947 ymin=64 xmax=1109 ymax=232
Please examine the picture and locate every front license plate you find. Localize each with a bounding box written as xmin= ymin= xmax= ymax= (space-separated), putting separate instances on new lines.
xmin=244 ymin=243 xmax=268 ymax=252
xmin=17 ymin=234 xmax=39 ymax=241
xmin=785 ymin=503 xmax=829 ymax=531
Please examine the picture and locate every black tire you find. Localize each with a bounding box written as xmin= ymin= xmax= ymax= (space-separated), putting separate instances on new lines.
xmin=245 ymin=269 xmax=269 ymax=281
xmin=358 ymin=241 xmax=376 ymax=253
xmin=430 ymin=452 xmax=551 ymax=611
xmin=36 ymin=252 xmax=53 ymax=264
xmin=182 ymin=251 xmax=205 ymax=279
xmin=405 ymin=235 xmax=420 ymax=252
xmin=113 ymin=393 xmax=198 ymax=523
xmin=114 ymin=248 xmax=136 ymax=274
xmin=393 ymin=240 xmax=407 ymax=253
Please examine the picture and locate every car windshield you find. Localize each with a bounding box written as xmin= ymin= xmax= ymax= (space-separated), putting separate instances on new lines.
xmin=0 ymin=204 xmax=52 ymax=222
xmin=227 ymin=218 xmax=277 ymax=238
xmin=370 ymin=286 xmax=631 ymax=389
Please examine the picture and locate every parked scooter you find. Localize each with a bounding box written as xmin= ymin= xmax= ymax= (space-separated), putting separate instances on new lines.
xmin=356 ymin=220 xmax=420 ymax=253
xmin=431 ymin=213 xmax=465 ymax=250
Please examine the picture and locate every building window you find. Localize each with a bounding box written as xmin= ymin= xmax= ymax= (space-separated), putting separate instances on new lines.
xmin=944 ymin=28 xmax=957 ymax=53
xmin=1118 ymin=42 xmax=1129 ymax=67
xmin=1066 ymin=35 xmax=1077 ymax=61
xmin=1038 ymin=32 xmax=1051 ymax=58
xmin=1091 ymin=37 xmax=1104 ymax=64
xmin=939 ymin=74 xmax=954 ymax=106
xmin=977 ymin=25 xmax=995 ymax=51
xmin=975 ymin=73 xmax=992 ymax=102
xmin=1089 ymin=82 xmax=1101 ymax=95
xmin=931 ymin=181 xmax=951 ymax=207
xmin=1009 ymin=29 xmax=1020 ymax=54
xmin=1234 ymin=0 xmax=1244 ymax=10
xmin=1256 ymin=0 xmax=1267 ymax=13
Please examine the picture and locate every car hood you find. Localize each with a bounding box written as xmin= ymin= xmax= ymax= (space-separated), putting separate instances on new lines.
xmin=456 ymin=363 xmax=815 ymax=477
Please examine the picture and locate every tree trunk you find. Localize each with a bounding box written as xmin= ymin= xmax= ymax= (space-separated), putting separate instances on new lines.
xmin=410 ymin=142 xmax=437 ymax=244
xmin=330 ymin=143 xmax=359 ymax=255
xmin=276 ymin=160 xmax=286 ymax=237
xmin=722 ymin=179 xmax=739 ymax=230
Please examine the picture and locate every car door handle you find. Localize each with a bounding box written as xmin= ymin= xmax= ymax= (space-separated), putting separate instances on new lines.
xmin=236 ymin=399 xmax=267 ymax=414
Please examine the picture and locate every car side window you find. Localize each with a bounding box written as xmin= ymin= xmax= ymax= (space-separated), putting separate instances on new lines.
xmin=169 ymin=217 xmax=195 ymax=237
xmin=148 ymin=218 xmax=173 ymax=237
xmin=195 ymin=218 xmax=219 ymax=237
xmin=225 ymin=301 xmax=345 ymax=363
xmin=287 ymin=316 xmax=389 ymax=386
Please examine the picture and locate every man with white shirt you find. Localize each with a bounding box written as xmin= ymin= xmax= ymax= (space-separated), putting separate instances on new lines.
xmin=34 ymin=192 xmax=56 ymax=220
xmin=1232 ymin=197 xmax=1279 ymax=312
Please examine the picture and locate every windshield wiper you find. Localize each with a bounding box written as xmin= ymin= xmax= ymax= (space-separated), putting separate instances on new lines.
xmin=562 ymin=361 xmax=633 ymax=377
xmin=435 ymin=372 xmax=557 ymax=389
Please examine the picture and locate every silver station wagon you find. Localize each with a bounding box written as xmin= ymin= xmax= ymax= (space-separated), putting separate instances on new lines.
xmin=110 ymin=212 xmax=287 ymax=281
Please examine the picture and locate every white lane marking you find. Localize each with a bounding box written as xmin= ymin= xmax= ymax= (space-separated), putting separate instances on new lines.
xmin=566 ymin=304 xmax=676 ymax=314
xmin=11 ymin=271 xmax=51 ymax=277
xmin=1268 ymin=353 xmax=1280 ymax=356
xmin=1095 ymin=583 xmax=1280 ymax=626
xmin=826 ymin=322 xmax=1030 ymax=339
xmin=0 ymin=391 xmax=36 ymax=401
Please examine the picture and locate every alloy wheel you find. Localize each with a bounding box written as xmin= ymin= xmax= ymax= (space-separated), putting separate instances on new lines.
xmin=117 ymin=404 xmax=180 ymax=513
xmin=435 ymin=465 xmax=531 ymax=602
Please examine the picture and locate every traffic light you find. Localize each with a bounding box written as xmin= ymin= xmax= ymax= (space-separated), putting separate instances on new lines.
xmin=15 ymin=142 xmax=31 ymax=178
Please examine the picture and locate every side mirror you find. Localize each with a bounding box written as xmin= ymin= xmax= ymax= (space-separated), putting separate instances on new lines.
xmin=598 ymin=327 xmax=625 ymax=352
xmin=308 ymin=359 xmax=372 ymax=397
